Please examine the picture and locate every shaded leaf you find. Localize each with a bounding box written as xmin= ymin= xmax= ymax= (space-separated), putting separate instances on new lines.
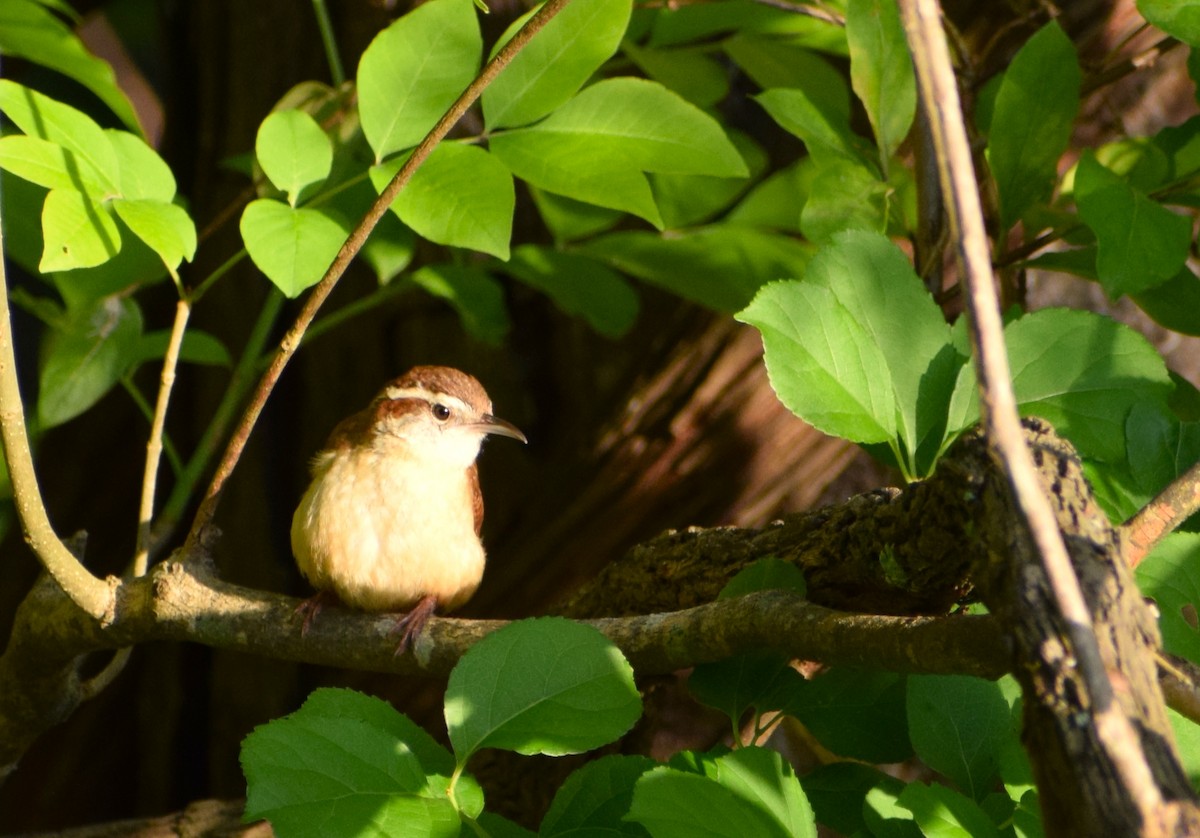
xmin=0 ymin=0 xmax=141 ymax=131
xmin=907 ymin=675 xmax=1013 ymax=801
xmin=541 ymin=754 xmax=656 ymax=837
xmin=987 ymin=22 xmax=1080 ymax=229
xmin=411 ymin=264 xmax=509 ymax=345
xmin=847 ymin=0 xmax=915 ymax=167
xmin=1075 ymin=152 xmax=1191 ymax=296
xmin=582 ymin=225 xmax=812 ymax=312
xmin=38 ymin=296 xmax=142 ymax=428
xmin=500 ymin=245 xmax=638 ymax=338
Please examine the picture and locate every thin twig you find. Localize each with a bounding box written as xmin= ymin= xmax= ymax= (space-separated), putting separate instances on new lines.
xmin=1124 ymin=458 xmax=1200 ymax=568
xmin=183 ymin=0 xmax=574 ymax=552
xmin=899 ymin=0 xmax=1164 ymax=819
xmin=149 ymin=289 xmax=284 ymax=558
xmin=134 ymin=299 xmax=191 ymax=576
xmin=0 ymin=192 xmax=111 ymax=619
xmin=745 ymin=0 xmax=844 ymax=26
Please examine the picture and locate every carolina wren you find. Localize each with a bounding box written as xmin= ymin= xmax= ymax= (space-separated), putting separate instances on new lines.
xmin=290 ymin=365 xmax=526 ymax=651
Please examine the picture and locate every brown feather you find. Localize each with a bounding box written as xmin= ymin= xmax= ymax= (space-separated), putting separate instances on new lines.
xmin=469 ymin=462 xmax=484 ymax=536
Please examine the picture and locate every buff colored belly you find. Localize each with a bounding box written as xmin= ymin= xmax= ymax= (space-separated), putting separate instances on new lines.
xmin=290 ymin=448 xmax=485 ymax=612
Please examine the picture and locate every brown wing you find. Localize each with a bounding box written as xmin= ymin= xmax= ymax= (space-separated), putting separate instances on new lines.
xmin=469 ymin=462 xmax=484 ymax=536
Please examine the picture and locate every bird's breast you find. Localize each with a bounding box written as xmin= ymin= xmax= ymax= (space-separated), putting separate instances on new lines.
xmin=290 ymin=447 xmax=485 ymax=612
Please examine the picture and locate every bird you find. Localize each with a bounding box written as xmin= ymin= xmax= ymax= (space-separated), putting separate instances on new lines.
xmin=290 ymin=365 xmax=526 ymax=652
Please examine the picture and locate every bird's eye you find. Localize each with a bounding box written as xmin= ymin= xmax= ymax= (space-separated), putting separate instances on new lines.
xmin=431 ymin=403 xmax=451 ymax=421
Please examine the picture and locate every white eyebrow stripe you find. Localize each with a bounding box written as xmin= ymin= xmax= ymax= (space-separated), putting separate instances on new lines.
xmin=383 ymin=387 xmax=472 ymax=414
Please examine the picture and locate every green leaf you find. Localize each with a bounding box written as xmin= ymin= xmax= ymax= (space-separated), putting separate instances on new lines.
xmin=255 ymin=109 xmax=332 ymax=205
xmin=1136 ymin=533 xmax=1200 ymax=665
xmin=784 ymin=669 xmax=912 ymax=764
xmin=1124 ymin=401 xmax=1200 ymax=508
xmin=1138 ymin=0 xmax=1200 ymax=45
xmin=540 ymin=754 xmax=657 ymax=837
xmin=0 ymin=135 xmax=109 ymax=193
xmin=726 ymin=160 xmax=811 ymax=231
xmin=490 ymin=77 xmax=747 ymax=226
xmin=799 ymin=158 xmax=889 ymax=243
xmin=1132 ymin=268 xmax=1200 ymax=336
xmin=1074 ymin=152 xmax=1192 ymax=296
xmin=896 ymin=783 xmax=1002 ymax=838
xmin=736 ymin=280 xmax=897 ymax=445
xmin=802 ymin=231 xmax=961 ymax=476
xmin=500 ymin=245 xmax=639 ymax=338
xmin=719 ymin=558 xmax=807 ymax=600
xmin=712 ymin=748 xmax=817 ymax=838
xmin=239 ymin=199 xmax=348 ymax=298
xmin=241 ymin=688 xmax=464 ymax=837
xmin=689 ymin=560 xmax=808 ymax=731
xmin=112 ymin=199 xmax=196 ymax=272
xmin=755 ymin=86 xmax=867 ymax=167
xmin=38 ymin=296 xmax=142 ymax=428
xmin=361 ymin=213 xmax=417 ymax=285
xmin=907 ymin=675 xmax=1013 ymax=801
xmin=647 ymin=0 xmax=846 ymax=50
xmin=530 ymin=186 xmax=623 ymax=243
xmin=651 ymin=130 xmax=766 ymax=229
xmin=357 ymin=0 xmax=481 ymax=161
xmin=411 ymin=264 xmax=510 ymax=345
xmin=863 ymin=782 xmax=923 ymax=838
xmin=50 ymin=215 xmax=169 ymax=304
xmin=444 ymin=617 xmax=641 ymax=761
xmin=724 ymin=35 xmax=847 ymax=96
xmin=624 ymin=42 xmax=729 ymax=108
xmin=108 ymin=129 xmax=176 ymax=201
xmin=370 ymin=143 xmax=513 ymax=259
xmin=986 ymin=22 xmax=1080 ymax=229
xmin=135 ymin=329 xmax=232 ymax=368
xmin=0 ymin=0 xmax=142 ymax=132
xmin=689 ymin=651 xmax=805 ymax=727
xmin=626 ymin=765 xmax=787 ymax=838
xmin=483 ymin=0 xmax=632 ymax=129
xmin=581 ymin=225 xmax=812 ymax=312
xmin=800 ymin=763 xmax=906 ymax=838
xmin=470 ymin=813 xmax=536 ymax=837
xmin=40 ymin=187 xmax=120 ymax=272
xmin=0 ymin=79 xmax=118 ymax=195
xmin=946 ymin=308 xmax=1173 ymax=462
xmin=846 ymin=0 xmax=915 ymax=168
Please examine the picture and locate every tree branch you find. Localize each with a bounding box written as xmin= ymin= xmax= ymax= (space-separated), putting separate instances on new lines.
xmin=0 ymin=558 xmax=1007 ymax=776
xmin=1124 ymin=458 xmax=1200 ymax=568
xmin=0 ymin=183 xmax=113 ymax=621
xmin=900 ymin=0 xmax=1181 ymax=828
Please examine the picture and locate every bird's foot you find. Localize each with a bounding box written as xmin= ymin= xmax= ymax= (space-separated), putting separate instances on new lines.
xmin=394 ymin=595 xmax=439 ymax=655
xmin=295 ymin=590 xmax=341 ymax=636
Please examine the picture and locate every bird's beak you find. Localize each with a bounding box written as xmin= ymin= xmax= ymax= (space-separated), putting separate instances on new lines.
xmin=477 ymin=414 xmax=527 ymax=444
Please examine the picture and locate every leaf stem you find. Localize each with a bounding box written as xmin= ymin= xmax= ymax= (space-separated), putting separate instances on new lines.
xmin=310 ymin=0 xmax=346 ymax=86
